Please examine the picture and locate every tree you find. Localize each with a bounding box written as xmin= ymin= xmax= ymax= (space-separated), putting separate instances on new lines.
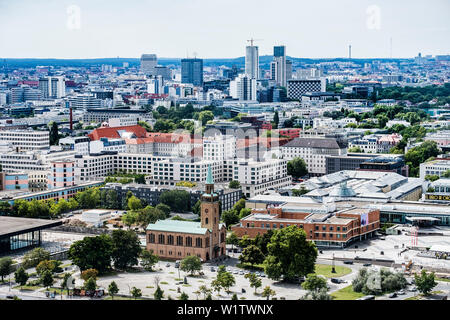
xmin=263 ymin=225 xmax=318 ymax=282
xmin=273 ymin=111 xmax=279 ymax=129
xmin=68 ymin=234 xmax=113 ymax=274
xmin=127 ymin=196 xmax=143 ymax=211
xmin=108 ymin=281 xmax=119 ymax=300
xmin=287 ymin=157 xmax=308 ymax=179
xmin=199 ymin=284 xmax=212 ymax=299
xmin=160 ymin=190 xmax=191 ymax=212
xmin=232 ymin=198 xmax=246 ymax=214
xmin=104 ymin=190 xmax=119 ymax=209
xmin=180 ymin=255 xmax=202 ymax=276
xmin=14 ymin=267 xmax=29 ymax=286
xmin=239 ymin=208 xmax=251 ymax=219
xmin=154 ymin=285 xmax=164 ymax=300
xmin=239 ymin=245 xmax=265 ymax=268
xmin=214 ymin=266 xmax=235 ymax=295
xmin=226 ymin=232 xmax=240 ymax=252
xmin=348 ymin=146 xmax=364 ymax=153
xmin=221 ymin=209 xmax=240 ymax=228
xmin=415 ymin=270 xmax=437 ymax=296
xmin=130 ymin=287 xmax=142 ymax=300
xmin=245 ymin=273 xmax=262 ymax=294
xmin=155 ymin=203 xmax=171 ymax=218
xmin=302 ymin=274 xmax=328 ymax=292
xmin=228 ymin=180 xmax=241 ymax=189
xmin=198 ymin=110 xmax=214 ymax=126
xmin=41 ymin=270 xmax=54 ymax=289
xmin=140 ymin=249 xmax=159 ymax=271
xmin=121 ymin=211 xmax=138 ymax=229
xmin=192 ymin=200 xmax=201 ymax=216
xmin=136 ymin=206 xmax=166 ymax=231
xmin=179 ymin=292 xmax=189 ymax=300
xmin=80 ymin=269 xmax=99 ymax=281
xmin=231 ymin=293 xmax=238 ymax=300
xmin=300 ymin=288 xmax=332 ymax=300
xmin=111 ymin=229 xmax=142 ymax=270
xmin=49 ymin=122 xmax=60 ymax=145
xmin=0 ymin=257 xmax=13 ymax=282
xmin=61 ymin=273 xmax=73 ymax=295
xmin=76 ymin=188 xmax=100 ymax=209
xmin=405 ymin=141 xmax=440 ymax=177
xmin=36 ymin=260 xmax=62 ymax=275
xmin=262 ymin=286 xmax=276 ymax=300
xmin=84 ymin=277 xmax=97 ymax=292
xmin=22 ymin=248 xmax=50 ymax=269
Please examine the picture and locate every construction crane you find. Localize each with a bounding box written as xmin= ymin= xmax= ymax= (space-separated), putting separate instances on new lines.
xmin=247 ymin=38 xmax=263 ymax=46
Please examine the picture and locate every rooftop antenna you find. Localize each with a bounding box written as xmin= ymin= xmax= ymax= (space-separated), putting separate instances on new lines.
xmin=193 ymin=52 xmax=198 ymax=59
xmin=348 ymin=45 xmax=352 ymax=59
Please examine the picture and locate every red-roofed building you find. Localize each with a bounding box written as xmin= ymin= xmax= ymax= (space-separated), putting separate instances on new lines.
xmin=88 ymin=125 xmax=148 ymax=141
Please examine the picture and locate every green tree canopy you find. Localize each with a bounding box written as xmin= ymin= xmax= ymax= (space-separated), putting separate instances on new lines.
xmin=263 ymin=226 xmax=317 ymax=281
xmin=287 ymin=157 xmax=308 ymax=179
xmin=68 ymin=234 xmax=113 ymax=274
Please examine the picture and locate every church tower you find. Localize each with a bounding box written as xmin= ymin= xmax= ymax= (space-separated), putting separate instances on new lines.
xmin=201 ymin=165 xmax=220 ymax=258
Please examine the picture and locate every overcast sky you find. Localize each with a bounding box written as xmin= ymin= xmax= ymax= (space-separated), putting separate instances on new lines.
xmin=0 ymin=0 xmax=449 ymax=59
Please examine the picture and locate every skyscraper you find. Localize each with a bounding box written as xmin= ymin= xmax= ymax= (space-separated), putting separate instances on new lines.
xmin=181 ymin=58 xmax=203 ymax=86
xmin=272 ymin=45 xmax=287 ymax=87
xmin=140 ymin=54 xmax=157 ymax=75
xmin=38 ymin=76 xmax=65 ymax=99
xmin=245 ymin=45 xmax=259 ymax=79
xmin=229 ymin=74 xmax=257 ymax=101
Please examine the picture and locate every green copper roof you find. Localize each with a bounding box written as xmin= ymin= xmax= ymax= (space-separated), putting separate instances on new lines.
xmin=146 ymin=219 xmax=208 ymax=235
xmin=206 ymin=164 xmax=214 ymax=185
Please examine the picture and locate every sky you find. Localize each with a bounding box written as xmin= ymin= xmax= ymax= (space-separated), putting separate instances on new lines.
xmin=0 ymin=0 xmax=449 ymax=59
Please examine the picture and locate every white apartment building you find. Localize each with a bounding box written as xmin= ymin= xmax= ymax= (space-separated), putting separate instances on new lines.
xmin=75 ymin=152 xmax=168 ymax=182
xmin=349 ymin=134 xmax=402 ymax=154
xmin=203 ymin=135 xmax=236 ymax=161
xmin=229 ymin=74 xmax=257 ymax=101
xmin=281 ymin=138 xmax=346 ymax=176
xmin=223 ymin=158 xmax=291 ymax=198
xmin=108 ymin=116 xmax=139 ymax=127
xmin=59 ymin=136 xmax=90 ymax=155
xmin=420 ymin=160 xmax=450 ymax=179
xmin=0 ymin=150 xmax=76 ymax=173
xmin=0 ymin=129 xmax=49 ymax=151
xmin=150 ymin=159 xmax=223 ymax=185
xmin=90 ymin=139 xmax=127 ymax=154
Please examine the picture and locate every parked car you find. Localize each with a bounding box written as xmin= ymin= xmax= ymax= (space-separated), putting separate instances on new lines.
xmin=331 ymin=278 xmax=343 ymax=284
xmin=388 ymin=293 xmax=397 ymax=298
xmin=408 ymin=287 xmax=417 ymax=292
xmin=344 ymin=260 xmax=353 ymax=265
xmin=210 ymin=267 xmax=216 ymax=272
xmin=239 ymin=271 xmax=245 ymax=275
xmin=363 ymin=263 xmax=372 ymax=267
xmin=397 ymin=290 xmax=406 ymax=295
xmin=166 ymin=263 xmax=170 ymax=267
xmin=175 ymin=260 xmax=180 ymax=268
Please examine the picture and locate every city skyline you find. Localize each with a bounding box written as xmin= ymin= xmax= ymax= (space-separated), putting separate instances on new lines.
xmin=0 ymin=0 xmax=449 ymax=59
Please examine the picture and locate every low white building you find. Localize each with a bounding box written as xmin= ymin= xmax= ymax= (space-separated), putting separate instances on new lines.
xmin=81 ymin=209 xmax=111 ymax=227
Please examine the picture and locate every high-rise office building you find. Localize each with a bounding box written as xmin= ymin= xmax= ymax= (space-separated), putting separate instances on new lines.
xmin=181 ymin=58 xmax=203 ymax=86
xmin=245 ymin=46 xmax=259 ymax=79
xmin=39 ymin=76 xmax=65 ymax=99
xmin=229 ymin=74 xmax=257 ymax=101
xmin=286 ymin=60 xmax=292 ymax=81
xmin=140 ymin=54 xmax=158 ymax=76
xmin=271 ymin=46 xmax=287 ymax=87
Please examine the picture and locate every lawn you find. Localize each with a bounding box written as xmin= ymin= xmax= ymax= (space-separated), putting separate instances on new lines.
xmin=13 ymin=285 xmax=43 ymax=291
xmin=330 ymin=285 xmax=365 ymax=300
xmin=436 ymin=277 xmax=450 ymax=283
xmin=313 ymin=264 xmax=352 ymax=278
xmin=404 ymin=291 xmax=444 ymax=300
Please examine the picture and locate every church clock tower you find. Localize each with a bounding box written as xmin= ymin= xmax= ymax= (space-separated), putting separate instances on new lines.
xmin=201 ymin=165 xmax=220 ymax=258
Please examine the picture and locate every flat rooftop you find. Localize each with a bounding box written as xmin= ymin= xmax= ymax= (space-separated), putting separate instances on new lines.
xmin=0 ymin=216 xmax=62 ymax=238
